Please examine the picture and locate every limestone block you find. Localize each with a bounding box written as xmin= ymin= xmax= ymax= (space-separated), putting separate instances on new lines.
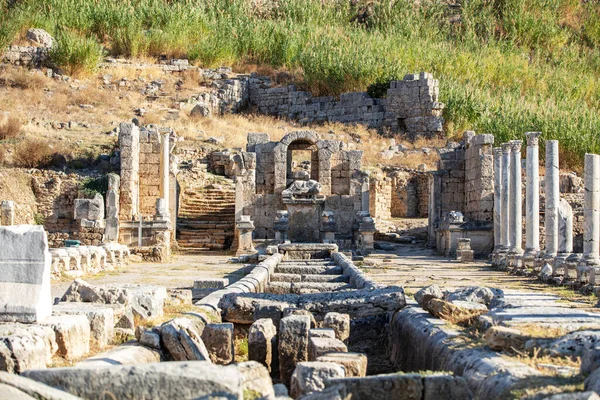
xmin=160 ymin=317 xmax=209 ymax=361
xmin=309 ymin=329 xmax=336 ymax=339
xmin=23 ymin=361 xmax=243 ymax=399
xmin=414 ymin=284 xmax=444 ymax=306
xmin=279 ymin=315 xmax=310 ymax=386
xmin=76 ymin=342 xmax=160 ymax=368
xmin=201 ymin=323 xmax=234 ymax=364
xmin=25 ymin=28 xmax=54 ymax=48
xmin=308 ymin=337 xmax=348 ymax=361
xmin=290 ymin=361 xmax=345 ymax=398
xmin=0 ymin=371 xmax=82 ymax=400
xmin=0 ymin=323 xmax=56 ymax=370
xmin=74 ymin=194 xmax=104 ymax=221
xmin=52 ymin=302 xmax=114 ymax=348
xmin=139 ymin=329 xmax=161 ymax=349
xmin=238 ymin=361 xmax=275 ymax=399
xmin=316 ymin=352 xmax=368 ymax=377
xmin=323 ymin=312 xmax=350 ymax=343
xmin=249 ymin=318 xmax=277 ymax=373
xmin=484 ymin=326 xmax=528 ymax=352
xmin=326 ymin=373 xmax=424 ymax=399
xmin=0 ymin=226 xmax=52 ymax=323
xmin=283 ymin=308 xmax=316 ymax=328
xmin=40 ymin=315 xmax=90 ymax=360
xmin=423 ymin=374 xmax=473 ymax=400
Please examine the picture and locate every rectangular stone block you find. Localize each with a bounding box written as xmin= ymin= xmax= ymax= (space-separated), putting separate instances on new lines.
xmin=308 ymin=337 xmax=348 ymax=361
xmin=316 ymin=352 xmax=368 ymax=377
xmin=0 ymin=226 xmax=52 ymax=323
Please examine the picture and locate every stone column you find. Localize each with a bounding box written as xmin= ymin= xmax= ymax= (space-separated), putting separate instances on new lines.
xmin=545 ymin=140 xmax=560 ymax=258
xmin=105 ymin=173 xmax=120 ymax=242
xmin=1 ymin=201 xmax=15 ymax=226
xmin=579 ymin=154 xmax=600 ymax=282
xmin=554 ymin=198 xmax=573 ymax=277
xmin=523 ymin=132 xmax=541 ymax=264
xmin=501 ymin=143 xmax=512 ymax=253
xmin=161 ymin=132 xmax=170 ymax=217
xmin=492 ymin=147 xmax=502 ymax=255
xmin=361 ymin=180 xmax=370 ymax=212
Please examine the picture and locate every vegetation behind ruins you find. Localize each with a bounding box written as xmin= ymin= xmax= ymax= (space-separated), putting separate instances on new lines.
xmin=2 ymin=0 xmax=600 ymax=166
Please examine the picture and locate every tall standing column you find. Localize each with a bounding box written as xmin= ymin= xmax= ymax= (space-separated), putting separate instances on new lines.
xmin=523 ymin=133 xmax=541 ymax=267
xmin=545 ymin=140 xmax=560 ymax=258
xmin=579 ymin=154 xmax=600 ymax=282
xmin=161 ymin=132 xmax=170 ymax=218
xmin=501 ymin=143 xmax=512 ymax=253
xmin=509 ymin=140 xmax=523 ymax=255
xmin=493 ymin=147 xmax=503 ymax=255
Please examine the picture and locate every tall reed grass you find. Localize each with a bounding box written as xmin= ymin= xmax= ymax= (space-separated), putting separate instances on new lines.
xmin=2 ymin=0 xmax=600 ymax=168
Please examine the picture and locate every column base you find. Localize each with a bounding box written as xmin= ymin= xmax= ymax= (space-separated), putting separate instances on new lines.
xmin=577 ymin=257 xmax=599 ymax=284
xmin=492 ymin=247 xmax=509 ymax=269
xmin=521 ymin=249 xmax=539 ymax=270
xmin=552 ymin=253 xmax=571 ymax=277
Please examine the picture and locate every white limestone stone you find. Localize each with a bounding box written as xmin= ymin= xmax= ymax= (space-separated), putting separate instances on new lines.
xmin=524 ymin=132 xmax=541 ymax=258
xmin=545 ymin=140 xmax=560 ymax=256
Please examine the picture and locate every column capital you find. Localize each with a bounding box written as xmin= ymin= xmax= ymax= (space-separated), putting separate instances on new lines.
xmin=493 ymin=147 xmax=502 ymax=157
xmin=509 ymin=140 xmax=523 ymax=153
xmin=501 ymin=143 xmax=512 ymax=153
xmin=526 ymin=132 xmax=541 ymax=147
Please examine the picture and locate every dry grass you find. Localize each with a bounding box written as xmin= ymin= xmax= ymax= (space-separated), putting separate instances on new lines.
xmin=12 ymin=138 xmax=54 ymax=168
xmin=0 ymin=116 xmax=22 ymax=140
xmin=7 ymin=70 xmax=50 ymax=91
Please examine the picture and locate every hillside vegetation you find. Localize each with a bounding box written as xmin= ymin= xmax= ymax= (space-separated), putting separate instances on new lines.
xmin=2 ymin=0 xmax=600 ymax=168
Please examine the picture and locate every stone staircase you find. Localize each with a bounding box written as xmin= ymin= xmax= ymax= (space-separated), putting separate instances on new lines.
xmin=176 ymin=186 xmax=235 ymax=252
xmin=267 ymin=259 xmax=352 ymax=294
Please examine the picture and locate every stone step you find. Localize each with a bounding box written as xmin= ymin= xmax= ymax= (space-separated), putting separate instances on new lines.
xmin=267 ymin=281 xmax=352 ymax=294
xmin=280 ymin=259 xmax=333 ymax=265
xmin=270 ymin=273 xmax=350 ymax=283
xmin=274 ymin=265 xmax=343 ymax=275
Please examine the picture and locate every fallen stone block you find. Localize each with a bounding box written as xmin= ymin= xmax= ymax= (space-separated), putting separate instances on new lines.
xmin=546 ymin=331 xmax=600 ymax=359
xmin=581 ymin=346 xmax=600 ymax=375
xmin=220 ymin=293 xmax=299 ymax=324
xmin=444 ymin=286 xmax=502 ymax=308
xmin=283 ymin=308 xmax=316 ymax=328
xmin=279 ymin=315 xmax=310 ymax=387
xmin=0 ymin=371 xmax=81 ymax=400
xmin=424 ymin=298 xmax=487 ymax=325
xmin=139 ymin=329 xmax=161 ymax=350
xmin=0 ymin=323 xmax=57 ymax=368
xmin=238 ymin=361 xmax=275 ymax=399
xmin=39 ymin=315 xmax=90 ymax=360
xmin=323 ymin=312 xmax=350 ymax=342
xmin=201 ymin=323 xmax=234 ymax=364
xmin=484 ymin=326 xmax=528 ymax=352
xmin=52 ymin=302 xmax=114 ymax=348
xmin=23 ymin=361 xmax=243 ymax=399
xmin=193 ymin=278 xmax=229 ymax=300
xmin=291 ymin=361 xmax=345 ymax=398
xmin=0 ymin=225 xmax=52 ymax=323
xmin=309 ymin=329 xmax=336 ymax=339
xmin=249 ymin=318 xmax=277 ymax=373
xmin=297 ymin=384 xmax=347 ymax=400
xmin=308 ymin=337 xmax=347 ymax=361
xmin=325 ymin=373 xmax=423 ymax=399
xmin=0 ymin=332 xmax=47 ymax=373
xmin=544 ymin=392 xmax=600 ymax=400
xmin=76 ymin=342 xmax=161 ymax=368
xmin=160 ymin=317 xmax=209 ymax=361
xmin=316 ymin=352 xmax=368 ymax=377
xmin=167 ymin=289 xmax=192 ymax=305
xmin=423 ymin=374 xmax=473 ymax=400
xmin=414 ymin=284 xmax=444 ymax=306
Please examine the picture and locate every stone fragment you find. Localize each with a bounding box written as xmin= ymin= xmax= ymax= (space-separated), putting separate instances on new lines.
xmin=249 ymin=318 xmax=277 ymax=372
xmin=297 ymin=384 xmax=347 ymax=400
xmin=23 ymin=361 xmax=243 ymax=399
xmin=322 ymin=312 xmax=350 ymax=342
xmin=541 ymin=263 xmax=554 ymax=281
xmin=238 ymin=361 xmax=275 ymax=398
xmin=0 ymin=225 xmax=52 ymax=323
xmin=423 ymin=374 xmax=473 ymax=400
xmin=160 ymin=318 xmax=209 ymax=361
xmin=581 ymin=346 xmax=600 ymax=375
xmin=39 ymin=315 xmax=90 ymax=360
xmin=52 ymin=302 xmax=114 ymax=348
xmin=26 ymin=28 xmax=54 ymax=48
xmin=544 ymin=392 xmax=600 ymax=400
xmin=546 ymin=331 xmax=600 ymax=358
xmin=283 ymin=308 xmax=316 ymax=328
xmin=201 ymin=323 xmax=234 ymax=364
xmin=139 ymin=330 xmax=161 ymax=350
xmin=444 ymin=286 xmax=499 ymax=307
xmin=309 ymin=329 xmax=336 ymax=339
xmin=414 ymin=284 xmax=443 ymax=306
xmin=0 ymin=323 xmax=57 ymax=368
xmin=291 ymin=361 xmax=346 ymax=398
xmin=76 ymin=342 xmax=160 ymax=368
xmin=308 ymin=337 xmax=348 ymax=361
xmin=586 ymin=366 xmax=600 ymax=396
xmin=279 ymin=315 xmax=310 ymax=387
xmin=0 ymin=370 xmax=82 ymax=399
xmin=484 ymin=326 xmax=528 ymax=352
xmin=316 ymin=352 xmax=368 ymax=377
xmin=74 ymin=194 xmax=104 ymax=221
xmin=274 ymin=383 xmax=289 ymax=397
xmin=326 ymin=372 xmax=424 ymax=399
xmin=425 ymin=298 xmax=487 ymax=325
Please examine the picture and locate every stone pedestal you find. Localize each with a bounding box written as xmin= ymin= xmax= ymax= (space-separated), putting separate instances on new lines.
xmin=1 ymin=200 xmax=15 ymax=226
xmin=355 ymin=211 xmax=375 ymax=254
xmin=579 ymin=154 xmax=600 ymax=284
xmin=274 ymin=210 xmax=289 ymax=242
xmin=320 ymin=211 xmax=336 ymax=244
xmin=283 ymin=197 xmax=324 ymax=243
xmin=456 ymin=238 xmax=474 ymax=263
xmin=236 ymin=216 xmax=256 ymax=256
xmin=523 ymin=132 xmax=541 ymax=269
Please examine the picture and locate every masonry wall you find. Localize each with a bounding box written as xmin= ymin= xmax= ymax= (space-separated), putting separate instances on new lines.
xmin=370 ymin=176 xmax=392 ymax=220
xmin=464 ymin=132 xmax=494 ymax=221
xmin=138 ymin=129 xmax=163 ymax=216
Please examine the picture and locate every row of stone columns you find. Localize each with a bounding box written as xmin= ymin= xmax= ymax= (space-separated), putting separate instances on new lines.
xmin=492 ymin=134 xmax=600 ymax=286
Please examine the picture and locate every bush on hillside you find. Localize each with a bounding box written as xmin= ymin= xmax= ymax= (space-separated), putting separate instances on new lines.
xmin=13 ymin=138 xmax=53 ymax=168
xmin=49 ymin=30 xmax=104 ymax=76
xmin=0 ymin=117 xmax=22 ymax=140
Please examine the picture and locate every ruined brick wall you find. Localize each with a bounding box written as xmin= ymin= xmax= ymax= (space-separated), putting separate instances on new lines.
xmin=464 ymin=132 xmax=494 ymax=222
xmin=1 ymin=45 xmax=48 ymax=67
xmin=138 ymin=129 xmax=163 ymax=216
xmin=248 ymin=72 xmax=444 ymax=138
xmin=369 ymin=176 xmax=392 ymax=220
xmin=31 ymin=170 xmax=80 ymax=232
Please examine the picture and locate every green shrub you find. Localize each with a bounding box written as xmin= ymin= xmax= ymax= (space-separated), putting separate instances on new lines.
xmin=49 ymin=29 xmax=104 ymax=76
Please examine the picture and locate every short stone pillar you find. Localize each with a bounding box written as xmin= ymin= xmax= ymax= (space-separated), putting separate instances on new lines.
xmin=456 ymin=238 xmax=474 ymax=263
xmin=274 ymin=210 xmax=289 ymax=242
xmin=155 ymin=198 xmax=169 ymax=222
xmin=499 ymin=143 xmax=512 ymax=267
xmin=356 ymin=211 xmax=376 ymax=254
xmin=236 ymin=215 xmax=256 ymax=256
xmin=492 ymin=147 xmax=502 ymax=257
xmin=523 ymin=132 xmax=541 ymax=268
xmin=161 ymin=132 xmax=170 ymax=217
xmin=320 ymin=211 xmax=336 ymax=243
xmin=545 ymin=140 xmax=560 ymax=259
xmin=105 ymin=173 xmax=120 ymax=242
xmin=509 ymin=140 xmax=523 ymax=256
xmin=1 ymin=200 xmax=15 ymax=226
xmin=554 ymin=198 xmax=573 ymax=277
xmin=579 ymin=154 xmax=600 ymax=284
xmin=0 ymin=225 xmax=52 ymax=323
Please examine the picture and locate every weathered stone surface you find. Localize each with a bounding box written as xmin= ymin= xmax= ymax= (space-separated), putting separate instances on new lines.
xmin=316 ymin=352 xmax=368 ymax=377
xmin=76 ymin=342 xmax=161 ymax=368
xmin=484 ymin=326 xmax=528 ymax=351
xmin=52 ymin=302 xmax=114 ymax=348
xmin=424 ymin=298 xmax=487 ymax=324
xmin=160 ymin=318 xmax=210 ymax=361
xmin=581 ymin=346 xmax=600 ymax=375
xmin=220 ymin=293 xmax=299 ymax=324
xmin=291 ymin=361 xmax=346 ymax=398
xmin=308 ymin=337 xmax=347 ymax=361
xmin=249 ymin=318 xmax=277 ymax=372
xmin=279 ymin=315 xmax=310 ymax=387
xmin=23 ymin=361 xmax=243 ymax=399
xmin=543 ymin=392 xmax=600 ymax=400
xmin=546 ymin=331 xmax=600 ymax=358
xmin=0 ymin=323 xmax=56 ymax=369
xmin=323 ymin=312 xmax=350 ymax=342
xmin=201 ymin=323 xmax=234 ymax=364
xmin=0 ymin=382 xmax=35 ymax=399
xmin=139 ymin=329 xmax=161 ymax=350
xmin=444 ymin=286 xmax=500 ymax=307
xmin=414 ymin=284 xmax=444 ymax=306
xmin=238 ymin=361 xmax=275 ymax=398
xmin=0 ymin=225 xmax=52 ymax=323
xmin=586 ymin=366 xmax=600 ymax=396
xmin=0 ymin=370 xmax=82 ymax=400
xmin=39 ymin=315 xmax=90 ymax=360
xmin=423 ymin=374 xmax=473 ymax=400
xmin=326 ymin=373 xmax=423 ymax=399
xmin=25 ymin=28 xmax=54 ymax=48
xmin=74 ymin=194 xmax=104 ymax=221
xmin=283 ymin=308 xmax=316 ymax=328
xmin=309 ymin=329 xmax=336 ymax=339
xmin=297 ymin=384 xmax=347 ymax=400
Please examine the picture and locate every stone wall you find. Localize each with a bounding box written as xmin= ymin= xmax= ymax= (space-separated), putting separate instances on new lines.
xmin=464 ymin=132 xmax=494 ymax=222
xmin=248 ymin=72 xmax=444 ymax=138
xmin=1 ymin=45 xmax=49 ymax=67
xmin=138 ymin=128 xmax=165 ymax=216
xmin=369 ymin=176 xmax=392 ymax=220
